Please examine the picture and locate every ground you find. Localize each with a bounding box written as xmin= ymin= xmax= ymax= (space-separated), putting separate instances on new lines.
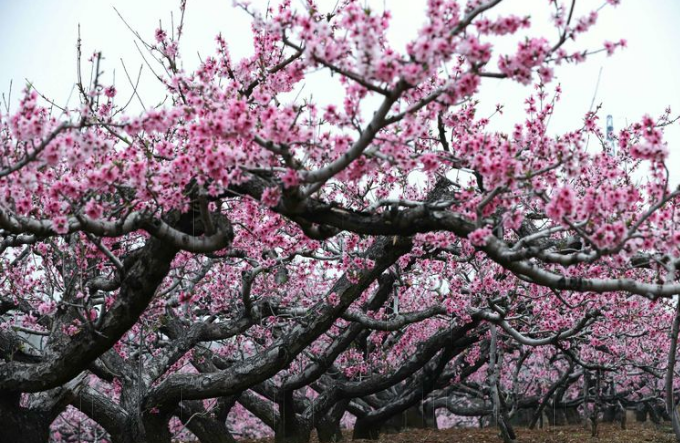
xmin=241 ymin=422 xmax=677 ymax=443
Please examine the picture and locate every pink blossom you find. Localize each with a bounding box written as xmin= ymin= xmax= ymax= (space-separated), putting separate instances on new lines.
xmin=281 ymin=169 xmax=300 ymax=188
xmin=421 ymin=153 xmax=439 ymax=172
xmin=178 ymin=291 xmax=194 ymax=304
xmin=84 ymin=200 xmax=103 ymax=219
xmin=468 ymin=227 xmax=493 ymax=246
xmin=155 ymin=28 xmax=167 ymax=43
xmin=37 ymin=300 xmax=56 ymax=316
xmin=261 ymin=187 xmax=281 ymax=207
xmin=51 ymin=215 xmax=69 ymax=234
xmin=546 ymin=186 xmax=576 ymax=221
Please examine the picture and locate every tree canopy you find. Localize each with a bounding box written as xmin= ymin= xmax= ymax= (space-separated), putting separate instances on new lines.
xmin=1 ymin=1 xmax=679 ymax=442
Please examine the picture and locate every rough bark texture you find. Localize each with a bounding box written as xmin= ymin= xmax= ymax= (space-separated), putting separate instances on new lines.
xmin=0 ymin=233 xmax=179 ymax=393
xmin=145 ymin=236 xmax=413 ymax=409
xmin=316 ymin=399 xmax=349 ymax=442
xmin=488 ymin=325 xmax=516 ymax=443
xmin=666 ymin=298 xmax=680 ymax=441
xmin=276 ymin=390 xmax=311 ymax=443
xmin=178 ymin=400 xmax=237 ymax=443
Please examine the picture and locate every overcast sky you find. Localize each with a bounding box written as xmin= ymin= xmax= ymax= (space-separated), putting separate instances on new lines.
xmin=1 ymin=0 xmax=679 ymax=181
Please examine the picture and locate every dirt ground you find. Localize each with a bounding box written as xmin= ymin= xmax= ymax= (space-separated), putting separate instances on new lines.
xmin=242 ymin=422 xmax=677 ymax=443
xmin=353 ymin=423 xmax=676 ymax=443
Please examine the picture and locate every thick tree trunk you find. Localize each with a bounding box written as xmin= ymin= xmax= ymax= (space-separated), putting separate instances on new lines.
xmin=0 ymin=373 xmax=83 ymax=443
xmin=378 ymin=412 xmax=406 ymax=434
xmin=183 ymin=417 xmax=236 ymax=443
xmin=104 ymin=411 xmax=173 ymax=443
xmin=589 ymin=371 xmax=601 ymax=438
xmin=666 ymin=296 xmax=680 ymax=442
xmin=352 ymin=419 xmax=382 ymax=440
xmin=583 ymin=371 xmax=590 ymax=430
xmin=620 ymin=403 xmax=627 ymax=430
xmin=350 ymin=333 xmax=476 ymax=441
xmin=529 ymin=362 xmax=573 ymax=429
xmin=565 ymin=406 xmax=582 ymax=425
xmin=352 ymin=406 xmax=424 ymax=439
xmin=488 ymin=325 xmax=516 ymax=443
xmin=142 ymin=412 xmax=174 ymax=443
xmin=647 ymin=401 xmax=663 ymax=424
xmin=276 ymin=390 xmax=311 ymax=443
xmin=590 ymin=413 xmax=598 ymax=438
xmin=316 ymin=399 xmax=349 ymax=442
xmin=178 ymin=400 xmax=237 ymax=443
xmin=0 ymin=394 xmax=51 ymax=443
xmin=317 ymin=417 xmax=344 ymax=442
xmin=421 ymin=401 xmax=439 ymax=429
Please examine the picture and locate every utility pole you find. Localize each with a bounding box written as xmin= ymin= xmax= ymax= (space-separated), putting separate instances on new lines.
xmin=606 ymin=115 xmax=615 ymax=156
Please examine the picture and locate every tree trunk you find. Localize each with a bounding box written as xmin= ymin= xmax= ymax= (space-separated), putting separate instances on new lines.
xmin=589 ymin=371 xmax=601 ymax=438
xmin=316 ymin=399 xmax=348 ymax=442
xmin=666 ymin=296 xmax=680 ymax=442
xmin=620 ymin=403 xmax=627 ymax=430
xmin=178 ymin=400 xmax=236 ymax=443
xmin=647 ymin=402 xmax=662 ymax=424
xmin=488 ymin=325 xmax=516 ymax=443
xmin=421 ymin=401 xmax=439 ymax=429
xmin=352 ymin=406 xmax=418 ymax=439
xmin=317 ymin=417 xmax=344 ymax=442
xmin=565 ymin=407 xmax=582 ymax=425
xmin=106 ymin=412 xmax=173 ymax=443
xmin=352 ymin=419 xmax=382 ymax=440
xmin=276 ymin=390 xmax=311 ymax=443
xmin=0 ymin=394 xmax=51 ymax=443
xmin=529 ymin=362 xmax=573 ymax=429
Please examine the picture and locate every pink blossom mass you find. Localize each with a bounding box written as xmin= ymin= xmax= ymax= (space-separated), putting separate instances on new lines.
xmin=0 ymin=1 xmax=680 ymax=443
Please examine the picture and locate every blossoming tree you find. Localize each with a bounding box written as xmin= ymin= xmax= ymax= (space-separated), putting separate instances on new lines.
xmin=1 ymin=0 xmax=679 ymax=442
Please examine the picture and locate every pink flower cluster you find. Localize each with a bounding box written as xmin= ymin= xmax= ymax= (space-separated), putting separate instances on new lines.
xmin=498 ymin=38 xmax=552 ymax=85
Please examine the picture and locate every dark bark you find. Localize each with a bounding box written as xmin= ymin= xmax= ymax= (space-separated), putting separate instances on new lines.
xmin=74 ymin=385 xmax=174 ymax=443
xmin=666 ymin=297 xmax=680 ymax=440
xmin=101 ymin=413 xmax=173 ymax=443
xmin=0 ymin=232 xmax=177 ymax=392
xmin=0 ymin=375 xmax=84 ymax=443
xmin=311 ymin=320 xmax=480 ymax=426
xmin=565 ymin=406 xmax=582 ymax=425
xmin=145 ymin=236 xmax=413 ymax=409
xmin=421 ymin=402 xmax=439 ymax=429
xmin=529 ymin=361 xmax=574 ymax=429
xmin=177 ymin=400 xmax=237 ymax=443
xmin=271 ymin=271 xmax=410 ymax=443
xmin=238 ymin=390 xmax=279 ymax=431
xmin=281 ymin=271 xmax=403 ymax=393
xmin=276 ymin=390 xmax=311 ymax=443
xmin=646 ymin=401 xmax=663 ymax=424
xmin=316 ymin=399 xmax=349 ymax=442
xmin=620 ymin=402 xmax=627 ymax=430
xmin=488 ymin=325 xmax=515 ymax=443
xmin=585 ymin=371 xmax=601 ymax=438
xmin=0 ymin=393 xmax=51 ymax=443
xmin=352 ymin=419 xmax=382 ymax=440
xmin=235 ymin=173 xmax=680 ymax=301
xmin=0 ymin=210 xmax=232 ymax=394
xmin=349 ymin=331 xmax=477 ymax=440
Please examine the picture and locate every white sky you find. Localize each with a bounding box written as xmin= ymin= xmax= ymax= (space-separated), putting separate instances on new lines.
xmin=1 ymin=0 xmax=679 ymax=182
